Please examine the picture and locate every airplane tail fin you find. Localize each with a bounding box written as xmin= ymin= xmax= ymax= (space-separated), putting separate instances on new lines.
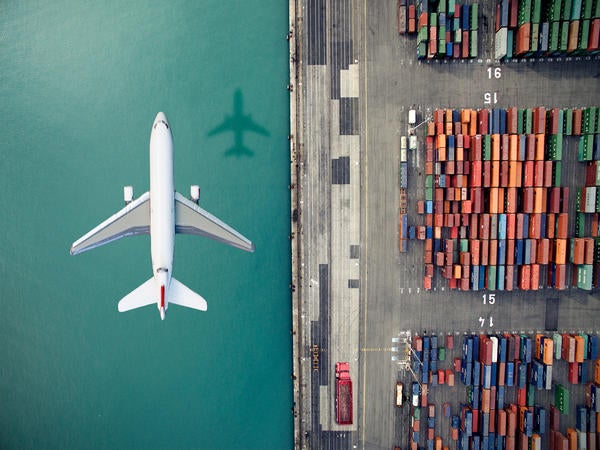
xmin=118 ymin=277 xmax=156 ymax=312
xmin=168 ymin=278 xmax=207 ymax=311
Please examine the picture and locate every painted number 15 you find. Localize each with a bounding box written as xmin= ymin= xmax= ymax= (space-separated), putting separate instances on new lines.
xmin=482 ymin=293 xmax=496 ymax=305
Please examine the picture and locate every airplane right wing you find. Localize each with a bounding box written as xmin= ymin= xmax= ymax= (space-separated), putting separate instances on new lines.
xmin=174 ymin=192 xmax=254 ymax=252
xmin=70 ymin=192 xmax=150 ymax=255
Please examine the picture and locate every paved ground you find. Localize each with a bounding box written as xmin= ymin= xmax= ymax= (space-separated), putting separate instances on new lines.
xmin=293 ymin=0 xmax=600 ymax=449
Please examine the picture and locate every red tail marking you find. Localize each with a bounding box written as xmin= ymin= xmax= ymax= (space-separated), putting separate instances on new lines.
xmin=160 ymin=285 xmax=165 ymax=308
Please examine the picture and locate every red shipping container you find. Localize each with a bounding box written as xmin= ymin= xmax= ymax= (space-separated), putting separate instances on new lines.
xmin=447 ymin=369 xmax=455 ymax=386
xmin=481 ymin=214 xmax=490 ymax=240
xmin=483 ymin=161 xmax=492 ymax=187
xmin=471 ymin=239 xmax=481 ymax=266
xmin=481 ymin=239 xmax=489 ymax=266
xmin=524 ymin=161 xmax=534 ymax=187
xmin=523 ymin=188 xmax=534 ymax=213
xmin=506 ymin=240 xmax=515 ymax=265
xmin=533 ymin=107 xmax=546 ymax=134
xmin=544 ymin=160 xmax=553 ymax=187
xmin=519 ymin=265 xmax=531 ymax=290
xmin=589 ymin=18 xmax=600 ymax=51
xmin=557 ymin=214 xmax=568 ymax=239
xmin=546 ymin=213 xmax=556 ymax=239
xmin=516 ymin=22 xmax=531 ymax=55
xmin=534 ymin=160 xmax=545 ymax=186
xmin=501 ymin=160 xmax=509 ymax=187
xmin=507 ymin=214 xmax=516 ymax=239
xmin=498 ymin=409 xmax=507 ymax=436
xmin=507 ymin=409 xmax=517 ymax=437
xmin=531 ymin=264 xmax=540 ymax=290
xmin=462 ymin=31 xmax=469 ymax=58
xmin=506 ymin=188 xmax=518 ymax=214
xmin=472 ymin=409 xmax=479 ymax=434
xmin=471 ymin=160 xmax=482 ymax=187
xmin=568 ymin=362 xmax=579 ymax=384
xmin=507 ymin=108 xmax=518 ymax=134
xmin=479 ymin=110 xmax=489 ymax=135
xmin=537 ymin=239 xmax=550 ymax=264
xmin=454 ymin=357 xmax=461 ymax=372
xmin=526 ymin=134 xmax=536 ymax=161
xmin=517 ymin=387 xmax=527 ymax=406
xmin=585 ymin=238 xmax=594 ymax=265
xmin=516 ymin=214 xmax=525 ymax=240
xmin=555 ymin=264 xmax=567 ymax=290
xmin=470 ymin=215 xmax=479 ymax=240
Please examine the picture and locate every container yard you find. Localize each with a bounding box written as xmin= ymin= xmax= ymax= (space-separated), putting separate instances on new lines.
xmin=495 ymin=0 xmax=600 ymax=59
xmin=409 ymin=106 xmax=600 ymax=292
xmin=292 ymin=0 xmax=600 ymax=449
xmin=401 ymin=332 xmax=600 ymax=450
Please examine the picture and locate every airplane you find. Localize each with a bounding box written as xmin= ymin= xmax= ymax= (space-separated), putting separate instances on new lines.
xmin=208 ymin=89 xmax=269 ymax=157
xmin=70 ymin=112 xmax=255 ymax=320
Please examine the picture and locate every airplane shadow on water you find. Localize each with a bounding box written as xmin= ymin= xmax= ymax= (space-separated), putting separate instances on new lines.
xmin=207 ymin=89 xmax=270 ymax=157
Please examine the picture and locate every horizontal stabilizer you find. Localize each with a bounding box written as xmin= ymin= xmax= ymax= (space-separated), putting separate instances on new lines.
xmin=168 ymin=278 xmax=207 ymax=311
xmin=118 ymin=277 xmax=156 ymax=312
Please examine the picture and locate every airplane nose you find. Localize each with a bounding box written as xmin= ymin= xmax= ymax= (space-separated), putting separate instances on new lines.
xmin=153 ymin=112 xmax=170 ymax=130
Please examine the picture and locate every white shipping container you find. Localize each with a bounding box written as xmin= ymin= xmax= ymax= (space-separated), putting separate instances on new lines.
xmin=495 ymin=28 xmax=508 ymax=60
xmin=400 ymin=148 xmax=407 ymax=162
xmin=408 ymin=109 xmax=417 ymax=125
xmin=585 ymin=187 xmax=597 ymax=213
xmin=401 ymin=135 xmax=408 ymax=151
xmin=490 ymin=336 xmax=498 ymax=363
xmin=409 ymin=135 xmax=418 ymax=150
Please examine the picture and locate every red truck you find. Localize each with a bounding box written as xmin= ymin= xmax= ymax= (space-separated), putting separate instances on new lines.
xmin=335 ymin=362 xmax=353 ymax=425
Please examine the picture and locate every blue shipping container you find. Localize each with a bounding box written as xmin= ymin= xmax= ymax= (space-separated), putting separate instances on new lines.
xmin=506 ymin=361 xmax=515 ymax=386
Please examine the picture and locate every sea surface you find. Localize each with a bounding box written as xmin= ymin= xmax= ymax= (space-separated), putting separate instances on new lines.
xmin=0 ymin=2 xmax=292 ymax=449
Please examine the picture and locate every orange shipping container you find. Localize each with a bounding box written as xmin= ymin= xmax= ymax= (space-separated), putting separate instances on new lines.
xmin=534 ymin=160 xmax=545 ymax=187
xmin=519 ymin=265 xmax=531 ymax=290
xmin=506 ymin=240 xmax=515 ymax=265
xmin=595 ymin=359 xmax=600 ymax=384
xmin=555 ymin=239 xmax=567 ymax=265
xmin=535 ymin=134 xmax=545 ymax=160
xmin=531 ymin=263 xmax=540 ymax=290
xmin=524 ymin=161 xmax=534 ymax=187
xmin=498 ymin=409 xmax=507 ymax=436
xmin=492 ymin=134 xmax=501 ymax=161
xmin=482 ymin=388 xmax=491 ymax=413
xmin=509 ymin=134 xmax=519 ymax=161
xmin=547 ymin=213 xmax=556 ymax=239
xmin=543 ymin=339 xmax=554 ymax=365
xmin=491 ymin=161 xmax=500 ymax=187
xmin=575 ymin=335 xmax=585 ymax=363
xmin=567 ymin=428 xmax=578 ymax=450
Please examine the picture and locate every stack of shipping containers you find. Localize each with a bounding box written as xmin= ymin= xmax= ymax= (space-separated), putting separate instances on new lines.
xmin=417 ymin=106 xmax=600 ymax=291
xmin=495 ymin=0 xmax=600 ymax=60
xmin=408 ymin=332 xmax=600 ymax=450
xmin=398 ymin=0 xmax=480 ymax=59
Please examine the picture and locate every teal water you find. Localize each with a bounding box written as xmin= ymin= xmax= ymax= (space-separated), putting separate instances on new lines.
xmin=0 ymin=2 xmax=292 ymax=449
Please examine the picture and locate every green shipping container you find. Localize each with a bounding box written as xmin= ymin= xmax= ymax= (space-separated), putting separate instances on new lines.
xmin=577 ymin=265 xmax=593 ymax=290
xmin=549 ymin=21 xmax=560 ymax=51
xmin=448 ymin=0 xmax=456 ymax=17
xmin=550 ymin=0 xmax=562 ymax=22
xmin=507 ymin=28 xmax=514 ymax=59
xmin=417 ymin=42 xmax=427 ymax=59
xmin=563 ymin=0 xmax=573 ymax=21
xmin=418 ymin=26 xmax=428 ymax=44
xmin=430 ymin=13 xmax=437 ymax=28
xmin=553 ymin=161 xmax=562 ymax=186
xmin=571 ymin=0 xmax=583 ymax=20
xmin=532 ymin=0 xmax=542 ymax=23
xmin=438 ymin=347 xmax=446 ymax=361
xmin=530 ymin=23 xmax=539 ymax=52
xmin=460 ymin=239 xmax=469 ymax=252
xmin=549 ymin=134 xmax=563 ymax=160
xmin=425 ymin=174 xmax=433 ymax=188
xmin=487 ymin=265 xmax=497 ymax=291
xmin=470 ymin=4 xmax=478 ymax=30
xmin=525 ymin=109 xmax=533 ymax=134
xmin=527 ymin=383 xmax=535 ymax=406
xmin=518 ymin=108 xmax=524 ymax=134
xmin=555 ymin=384 xmax=569 ymax=414
xmin=425 ymin=187 xmax=433 ymax=201
xmin=583 ymin=0 xmax=593 ymax=19
xmin=564 ymin=108 xmax=573 ymax=135
xmin=470 ymin=30 xmax=478 ymax=57
xmin=575 ymin=212 xmax=586 ymax=237
xmin=483 ymin=134 xmax=491 ymax=160
xmin=579 ymin=134 xmax=594 ymax=161
xmin=559 ymin=21 xmax=569 ymax=51
xmin=518 ymin=0 xmax=532 ymax=25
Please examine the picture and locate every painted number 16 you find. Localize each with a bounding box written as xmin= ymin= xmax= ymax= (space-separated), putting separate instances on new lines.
xmin=487 ymin=67 xmax=502 ymax=79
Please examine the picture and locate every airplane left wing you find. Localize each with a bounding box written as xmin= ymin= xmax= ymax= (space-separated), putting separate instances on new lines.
xmin=174 ymin=192 xmax=254 ymax=252
xmin=70 ymin=192 xmax=150 ymax=255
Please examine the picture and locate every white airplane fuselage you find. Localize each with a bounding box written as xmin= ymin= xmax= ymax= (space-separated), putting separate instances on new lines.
xmin=149 ymin=112 xmax=174 ymax=320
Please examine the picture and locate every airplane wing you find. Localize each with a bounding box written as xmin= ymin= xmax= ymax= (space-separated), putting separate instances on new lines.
xmin=174 ymin=192 xmax=254 ymax=252
xmin=207 ymin=116 xmax=234 ymax=136
xmin=242 ymin=115 xmax=270 ymax=136
xmin=70 ymin=192 xmax=150 ymax=255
